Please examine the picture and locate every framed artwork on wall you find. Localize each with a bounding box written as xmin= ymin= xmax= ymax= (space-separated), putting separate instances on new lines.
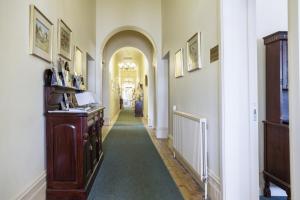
xmin=58 ymin=19 xmax=72 ymax=60
xmin=187 ymin=32 xmax=202 ymax=71
xmin=29 ymin=5 xmax=53 ymax=63
xmin=175 ymin=48 xmax=184 ymax=78
xmin=74 ymin=46 xmax=83 ymax=76
xmin=74 ymin=46 xmax=86 ymax=90
xmin=145 ymin=75 xmax=148 ymax=86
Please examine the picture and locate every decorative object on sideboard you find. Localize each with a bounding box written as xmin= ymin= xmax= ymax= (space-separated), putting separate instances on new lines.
xmin=73 ymin=74 xmax=81 ymax=89
xmin=29 ymin=5 xmax=53 ymax=63
xmin=57 ymin=19 xmax=72 ymax=60
xmin=187 ymin=32 xmax=202 ymax=71
xmin=50 ymin=66 xmax=62 ymax=86
xmin=175 ymin=48 xmax=184 ymax=78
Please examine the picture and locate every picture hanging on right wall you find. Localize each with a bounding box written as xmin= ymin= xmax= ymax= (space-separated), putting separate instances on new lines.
xmin=187 ymin=32 xmax=202 ymax=71
xmin=175 ymin=48 xmax=184 ymax=78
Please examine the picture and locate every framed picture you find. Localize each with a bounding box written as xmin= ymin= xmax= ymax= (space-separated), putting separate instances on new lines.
xmin=145 ymin=75 xmax=148 ymax=86
xmin=29 ymin=5 xmax=53 ymax=62
xmin=58 ymin=19 xmax=72 ymax=60
xmin=187 ymin=32 xmax=202 ymax=71
xmin=74 ymin=46 xmax=83 ymax=75
xmin=175 ymin=48 xmax=184 ymax=78
xmin=74 ymin=46 xmax=85 ymax=90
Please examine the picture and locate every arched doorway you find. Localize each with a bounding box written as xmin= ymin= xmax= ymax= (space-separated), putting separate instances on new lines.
xmin=101 ymin=30 xmax=156 ymax=128
xmin=107 ymin=47 xmax=150 ymax=119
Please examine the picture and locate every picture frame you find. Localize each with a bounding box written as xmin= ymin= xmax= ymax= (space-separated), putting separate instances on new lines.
xmin=74 ymin=46 xmax=83 ymax=76
xmin=51 ymin=67 xmax=62 ymax=86
xmin=74 ymin=46 xmax=86 ymax=90
xmin=175 ymin=48 xmax=184 ymax=78
xmin=186 ymin=32 xmax=202 ymax=71
xmin=58 ymin=19 xmax=72 ymax=60
xmin=29 ymin=5 xmax=53 ymax=63
xmin=145 ymin=75 xmax=148 ymax=86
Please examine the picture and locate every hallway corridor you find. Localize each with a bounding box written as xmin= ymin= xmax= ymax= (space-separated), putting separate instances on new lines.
xmin=88 ymin=110 xmax=183 ymax=200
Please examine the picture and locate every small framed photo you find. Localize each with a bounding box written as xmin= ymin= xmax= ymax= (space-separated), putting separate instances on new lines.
xmin=51 ymin=67 xmax=62 ymax=86
xmin=187 ymin=32 xmax=202 ymax=71
xmin=63 ymin=93 xmax=70 ymax=110
xmin=29 ymin=5 xmax=53 ymax=62
xmin=175 ymin=48 xmax=184 ymax=78
xmin=58 ymin=19 xmax=72 ymax=60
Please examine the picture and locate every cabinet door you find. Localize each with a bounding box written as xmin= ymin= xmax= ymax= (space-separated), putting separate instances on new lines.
xmin=83 ymin=134 xmax=92 ymax=184
xmin=90 ymin=124 xmax=98 ymax=166
xmin=47 ymin=116 xmax=82 ymax=189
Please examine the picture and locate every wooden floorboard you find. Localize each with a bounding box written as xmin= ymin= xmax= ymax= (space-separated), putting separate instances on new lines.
xmin=142 ymin=119 xmax=204 ymax=200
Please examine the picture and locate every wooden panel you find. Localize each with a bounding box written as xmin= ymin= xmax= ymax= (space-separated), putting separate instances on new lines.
xmin=83 ymin=138 xmax=92 ymax=183
xmin=53 ymin=124 xmax=77 ymax=181
xmin=265 ymin=42 xmax=281 ymax=123
xmin=265 ymin=122 xmax=290 ymax=183
xmin=263 ymin=31 xmax=290 ymax=199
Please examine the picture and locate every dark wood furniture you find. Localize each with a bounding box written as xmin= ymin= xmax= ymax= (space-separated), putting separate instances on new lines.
xmin=44 ymin=70 xmax=104 ymax=200
xmin=263 ymin=31 xmax=290 ymax=199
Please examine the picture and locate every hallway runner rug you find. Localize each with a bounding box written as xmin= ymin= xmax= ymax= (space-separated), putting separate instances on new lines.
xmin=88 ymin=109 xmax=183 ymax=200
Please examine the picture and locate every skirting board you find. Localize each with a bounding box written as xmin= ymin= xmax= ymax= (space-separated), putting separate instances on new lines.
xmin=174 ymin=150 xmax=221 ymax=200
xmin=15 ymin=171 xmax=46 ymax=200
xmin=168 ymin=134 xmax=173 ymax=149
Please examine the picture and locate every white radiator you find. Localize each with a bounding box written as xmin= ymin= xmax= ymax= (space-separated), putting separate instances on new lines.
xmin=173 ymin=108 xmax=208 ymax=200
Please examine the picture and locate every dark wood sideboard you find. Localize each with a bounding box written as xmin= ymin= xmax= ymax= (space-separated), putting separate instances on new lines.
xmin=44 ymin=70 xmax=104 ymax=200
xmin=263 ymin=31 xmax=290 ymax=199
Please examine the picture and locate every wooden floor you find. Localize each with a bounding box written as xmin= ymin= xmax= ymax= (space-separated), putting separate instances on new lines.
xmin=144 ymin=123 xmax=204 ymax=200
xmin=102 ymin=114 xmax=203 ymax=200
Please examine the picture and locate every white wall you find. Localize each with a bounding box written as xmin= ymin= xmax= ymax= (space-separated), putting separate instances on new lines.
xmin=0 ymin=0 xmax=96 ymax=199
xmin=108 ymin=53 xmax=121 ymax=118
xmin=256 ymin=0 xmax=288 ymax=191
xmin=161 ymin=0 xmax=221 ymax=197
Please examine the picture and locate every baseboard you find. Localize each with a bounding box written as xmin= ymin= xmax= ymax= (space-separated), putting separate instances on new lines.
xmin=15 ymin=171 xmax=46 ymax=200
xmin=174 ymin=150 xmax=221 ymax=200
xmin=208 ymin=169 xmax=221 ymax=200
xmin=168 ymin=135 xmax=173 ymax=149
xmin=259 ymin=171 xmax=264 ymax=195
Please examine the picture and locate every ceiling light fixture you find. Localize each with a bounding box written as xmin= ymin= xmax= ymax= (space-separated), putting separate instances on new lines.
xmin=118 ymin=62 xmax=137 ymax=70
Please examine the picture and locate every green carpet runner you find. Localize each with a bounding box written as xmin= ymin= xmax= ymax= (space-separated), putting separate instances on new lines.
xmin=88 ymin=109 xmax=183 ymax=200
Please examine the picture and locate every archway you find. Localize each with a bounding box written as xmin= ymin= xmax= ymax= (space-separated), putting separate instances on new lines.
xmin=101 ymin=30 xmax=156 ymax=127
xmin=107 ymin=47 xmax=150 ymax=121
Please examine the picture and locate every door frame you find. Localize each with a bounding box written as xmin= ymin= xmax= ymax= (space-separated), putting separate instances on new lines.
xmin=220 ymin=0 xmax=259 ymax=199
xmin=288 ymin=0 xmax=300 ymax=198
